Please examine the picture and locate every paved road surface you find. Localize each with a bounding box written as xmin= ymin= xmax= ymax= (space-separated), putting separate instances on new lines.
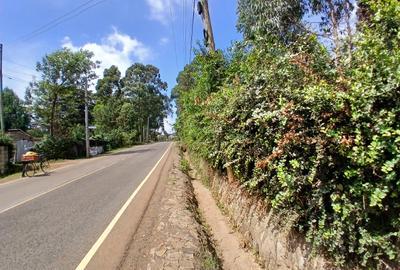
xmin=0 ymin=142 xmax=171 ymax=270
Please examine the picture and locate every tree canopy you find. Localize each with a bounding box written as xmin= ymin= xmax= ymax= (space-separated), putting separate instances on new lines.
xmin=93 ymin=63 xmax=170 ymax=147
xmin=175 ymin=0 xmax=400 ymax=268
xmin=28 ymin=48 xmax=97 ymax=138
xmin=3 ymin=87 xmax=30 ymax=131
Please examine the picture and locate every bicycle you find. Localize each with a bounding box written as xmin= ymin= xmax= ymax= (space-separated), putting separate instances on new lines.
xmin=22 ymin=155 xmax=50 ymax=177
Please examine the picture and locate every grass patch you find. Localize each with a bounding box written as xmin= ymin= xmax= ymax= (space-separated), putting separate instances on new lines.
xmin=180 ymin=158 xmax=191 ymax=175
xmin=201 ymin=249 xmax=220 ymax=270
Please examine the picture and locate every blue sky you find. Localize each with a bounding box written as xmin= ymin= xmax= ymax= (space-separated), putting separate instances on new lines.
xmin=0 ymin=0 xmax=241 ymax=131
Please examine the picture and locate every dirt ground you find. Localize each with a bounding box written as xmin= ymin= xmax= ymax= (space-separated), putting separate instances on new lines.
xmin=118 ymin=148 xmax=262 ymax=270
xmin=118 ymin=148 xmax=219 ymax=270
xmin=192 ymin=179 xmax=263 ymax=270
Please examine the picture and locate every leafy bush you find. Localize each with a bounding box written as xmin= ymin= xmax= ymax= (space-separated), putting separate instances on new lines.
xmin=174 ymin=1 xmax=400 ymax=268
xmin=34 ymin=136 xmax=82 ymax=159
xmin=97 ymin=129 xmax=138 ymax=150
xmin=0 ymin=134 xmax=14 ymax=161
xmin=0 ymin=134 xmax=13 ymax=147
xmin=180 ymin=158 xmax=191 ymax=175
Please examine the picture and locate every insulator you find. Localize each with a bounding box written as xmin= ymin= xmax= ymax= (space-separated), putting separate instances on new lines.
xmin=197 ymin=1 xmax=203 ymax=15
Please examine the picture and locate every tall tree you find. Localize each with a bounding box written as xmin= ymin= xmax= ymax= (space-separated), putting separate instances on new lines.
xmin=310 ymin=0 xmax=354 ymax=66
xmin=237 ymin=0 xmax=355 ymax=67
xmin=3 ymin=88 xmax=30 ymax=131
xmin=122 ymin=63 xmax=170 ymax=140
xmin=95 ymin=65 xmax=122 ymax=102
xmin=29 ymin=48 xmax=97 ymax=137
xmin=237 ymin=0 xmax=307 ymax=42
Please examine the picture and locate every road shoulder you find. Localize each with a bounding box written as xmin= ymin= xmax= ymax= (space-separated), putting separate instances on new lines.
xmin=118 ymin=147 xmax=220 ymax=270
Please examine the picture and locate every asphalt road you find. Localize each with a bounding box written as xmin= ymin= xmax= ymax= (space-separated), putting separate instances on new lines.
xmin=0 ymin=142 xmax=171 ymax=270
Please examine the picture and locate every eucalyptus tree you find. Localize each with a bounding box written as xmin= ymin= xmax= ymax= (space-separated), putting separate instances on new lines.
xmin=122 ymin=63 xmax=170 ymax=141
xmin=95 ymin=65 xmax=122 ymax=102
xmin=237 ymin=0 xmax=355 ymax=65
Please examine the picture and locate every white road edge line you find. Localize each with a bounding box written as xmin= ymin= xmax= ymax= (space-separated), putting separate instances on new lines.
xmin=0 ymin=156 xmax=130 ymax=215
xmin=75 ymin=143 xmax=172 ymax=270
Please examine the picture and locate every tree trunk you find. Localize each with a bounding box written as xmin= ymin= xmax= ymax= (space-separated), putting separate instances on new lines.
xmin=357 ymin=2 xmax=372 ymax=26
xmin=327 ymin=0 xmax=341 ymax=67
xmin=50 ymin=93 xmax=57 ymax=137
xmin=344 ymin=0 xmax=353 ymax=64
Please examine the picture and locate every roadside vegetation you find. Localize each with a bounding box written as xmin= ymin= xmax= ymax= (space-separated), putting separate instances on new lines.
xmin=174 ymin=0 xmax=400 ymax=269
xmin=3 ymin=49 xmax=171 ymax=160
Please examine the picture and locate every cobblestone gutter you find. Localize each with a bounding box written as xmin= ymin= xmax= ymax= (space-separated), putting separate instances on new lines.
xmin=145 ymin=157 xmax=221 ymax=270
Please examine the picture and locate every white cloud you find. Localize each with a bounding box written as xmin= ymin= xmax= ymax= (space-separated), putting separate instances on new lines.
xmin=146 ymin=0 xmax=182 ymax=25
xmin=160 ymin=37 xmax=169 ymax=45
xmin=62 ymin=28 xmax=151 ymax=80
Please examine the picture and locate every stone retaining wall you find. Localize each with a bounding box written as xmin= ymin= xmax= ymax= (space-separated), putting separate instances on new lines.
xmin=190 ymin=155 xmax=337 ymax=270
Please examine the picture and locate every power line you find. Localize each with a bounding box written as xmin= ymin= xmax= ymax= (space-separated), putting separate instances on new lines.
xmin=189 ymin=0 xmax=196 ymax=63
xmin=3 ymin=59 xmax=36 ymax=71
xmin=13 ymin=0 xmax=97 ymax=42
xmin=3 ymin=73 xmax=32 ymax=83
xmin=3 ymin=67 xmax=37 ymax=78
xmin=169 ymin=2 xmax=179 ymax=70
xmin=183 ymin=0 xmax=187 ymax=65
xmin=13 ymin=0 xmax=109 ymax=43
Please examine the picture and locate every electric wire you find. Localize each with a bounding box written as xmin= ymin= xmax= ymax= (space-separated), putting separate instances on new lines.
xmin=13 ymin=0 xmax=108 ymax=43
xmin=169 ymin=2 xmax=179 ymax=70
xmin=3 ymin=59 xmax=36 ymax=71
xmin=183 ymin=0 xmax=187 ymax=65
xmin=3 ymin=73 xmax=31 ymax=83
xmin=3 ymin=67 xmax=37 ymax=77
xmin=13 ymin=0 xmax=97 ymax=42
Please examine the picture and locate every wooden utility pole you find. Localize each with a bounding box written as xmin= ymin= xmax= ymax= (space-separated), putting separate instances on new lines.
xmin=198 ymin=0 xmax=215 ymax=51
xmin=0 ymin=44 xmax=5 ymax=133
xmin=146 ymin=115 xmax=150 ymax=142
xmin=84 ymin=79 xmax=90 ymax=158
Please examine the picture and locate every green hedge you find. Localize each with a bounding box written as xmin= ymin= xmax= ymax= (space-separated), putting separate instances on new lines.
xmin=0 ymin=134 xmax=14 ymax=161
xmin=33 ymin=136 xmax=83 ymax=159
xmin=175 ymin=1 xmax=400 ymax=269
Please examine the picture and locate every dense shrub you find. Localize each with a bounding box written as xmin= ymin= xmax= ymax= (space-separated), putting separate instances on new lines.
xmin=175 ymin=1 xmax=400 ymax=268
xmin=0 ymin=134 xmax=14 ymax=161
xmin=98 ymin=128 xmax=138 ymax=150
xmin=33 ymin=136 xmax=83 ymax=159
xmin=0 ymin=134 xmax=13 ymax=148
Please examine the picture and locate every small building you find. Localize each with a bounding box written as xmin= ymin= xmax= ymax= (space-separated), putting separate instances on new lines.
xmin=6 ymin=129 xmax=35 ymax=163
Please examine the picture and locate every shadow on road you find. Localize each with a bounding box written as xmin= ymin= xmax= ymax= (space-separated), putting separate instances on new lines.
xmin=108 ymin=148 xmax=153 ymax=156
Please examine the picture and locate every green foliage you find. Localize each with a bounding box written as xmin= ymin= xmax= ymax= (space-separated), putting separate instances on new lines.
xmin=0 ymin=134 xmax=14 ymax=162
xmin=95 ymin=65 xmax=122 ymax=101
xmin=237 ymin=0 xmax=307 ymax=42
xmin=33 ymin=136 xmax=81 ymax=159
xmin=0 ymin=134 xmax=13 ymax=148
xmin=94 ymin=64 xmax=170 ymax=148
xmin=3 ymin=88 xmax=30 ymax=131
xmin=175 ymin=0 xmax=400 ymax=268
xmin=123 ymin=63 xmax=171 ymax=136
xmin=29 ymin=48 xmax=97 ymax=138
xmin=0 ymin=134 xmax=14 ymax=159
xmin=180 ymin=158 xmax=190 ymax=175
